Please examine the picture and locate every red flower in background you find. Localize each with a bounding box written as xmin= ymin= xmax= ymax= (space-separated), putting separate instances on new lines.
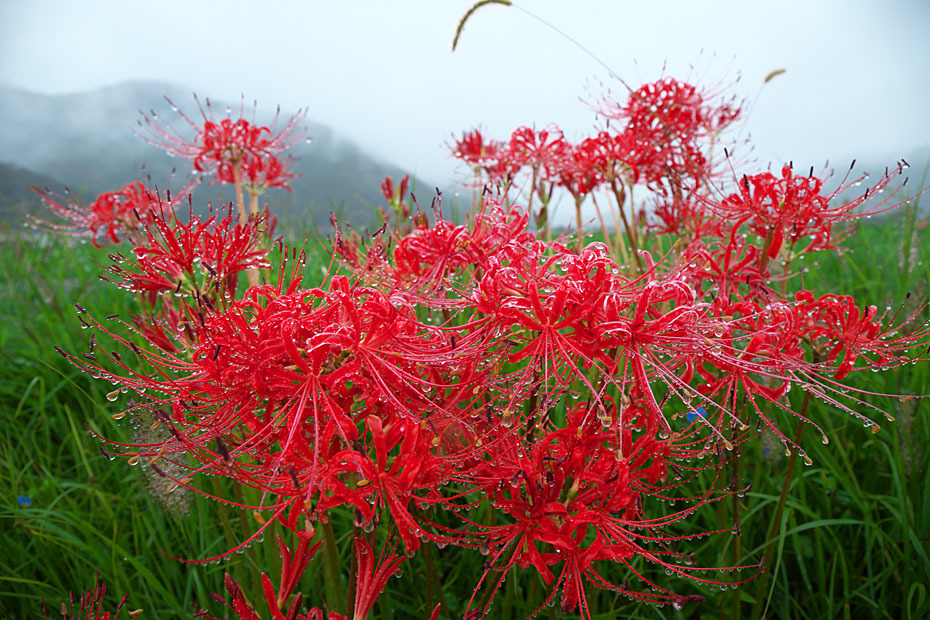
xmin=595 ymin=77 xmax=741 ymax=187
xmin=449 ymin=128 xmax=517 ymax=183
xmin=138 ymin=95 xmax=306 ymax=192
xmin=30 ymin=178 xmax=196 ymax=247
xmin=508 ymin=124 xmax=567 ymax=178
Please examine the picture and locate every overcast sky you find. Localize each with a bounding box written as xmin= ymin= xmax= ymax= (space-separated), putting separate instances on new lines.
xmin=1 ymin=0 xmax=929 ymax=188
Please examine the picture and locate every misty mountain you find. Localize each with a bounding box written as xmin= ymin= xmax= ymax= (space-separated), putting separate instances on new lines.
xmin=0 ymin=82 xmax=426 ymax=231
xmin=0 ymin=161 xmax=67 ymax=224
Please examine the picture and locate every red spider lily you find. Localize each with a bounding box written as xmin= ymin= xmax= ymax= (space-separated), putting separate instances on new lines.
xmin=557 ymin=138 xmax=606 ymax=199
xmin=43 ymin=571 xmax=133 ymax=620
xmin=508 ymin=124 xmax=568 ymax=178
xmin=649 ymin=191 xmax=721 ymax=238
xmin=388 ymin=198 xmax=536 ymax=294
xmin=380 ymin=174 xmax=410 ymax=206
xmin=793 ymin=290 xmax=930 ymax=380
xmin=472 ymin=242 xmax=618 ymax=384
xmin=105 ymin=204 xmax=272 ymax=301
xmin=240 ymin=152 xmax=299 ymax=193
xmin=714 ymin=162 xmax=910 ymax=259
xmin=138 ymin=95 xmax=306 ymax=191
xmin=595 ymin=77 xmax=740 ymax=187
xmin=350 ymin=537 xmax=411 ymax=620
xmin=30 ymin=177 xmax=195 ymax=247
xmin=201 ymin=536 xmax=321 ymax=620
xmin=459 ymin=401 xmax=753 ymax=618
xmin=313 ymin=416 xmax=455 ymax=552
xmin=449 ymin=128 xmax=500 ymax=168
xmin=449 ymin=128 xmax=518 ymax=183
xmin=129 ymin=298 xmax=201 ymax=354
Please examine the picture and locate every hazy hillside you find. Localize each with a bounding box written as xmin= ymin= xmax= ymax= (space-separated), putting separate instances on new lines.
xmin=0 ymin=82 xmax=427 ymax=231
xmin=0 ymin=161 xmax=67 ymax=224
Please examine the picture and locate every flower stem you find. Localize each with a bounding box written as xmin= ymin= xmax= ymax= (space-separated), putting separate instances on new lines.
xmin=750 ymin=397 xmax=809 ymax=620
xmin=346 ymin=526 xmax=359 ymax=620
xmin=321 ymin=518 xmax=346 ymax=614
xmin=574 ymin=194 xmax=584 ymax=253
xmin=232 ymin=482 xmax=261 ymax=597
xmin=422 ymin=542 xmax=444 ymax=613
xmin=232 ymin=161 xmax=248 ymax=227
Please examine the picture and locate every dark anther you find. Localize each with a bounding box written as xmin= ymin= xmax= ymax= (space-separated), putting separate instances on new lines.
xmin=99 ymin=446 xmax=112 ymax=460
xmin=175 ymin=280 xmax=183 ymax=294
xmin=289 ymin=467 xmax=301 ymax=490
xmin=53 ymin=346 xmax=67 ymax=357
xmin=212 ymin=344 xmax=222 ymax=360
xmin=215 ymin=437 xmax=230 ymax=461
xmin=74 ymin=303 xmax=87 ymax=314
xmin=167 ymin=424 xmax=182 ymax=442
xmin=150 ymin=463 xmax=166 ymax=477
xmin=106 ymin=314 xmax=119 ymax=320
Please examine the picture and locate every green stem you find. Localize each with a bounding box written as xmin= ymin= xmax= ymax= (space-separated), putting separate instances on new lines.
xmin=609 ymin=180 xmax=642 ymax=272
xmin=321 ymin=519 xmax=346 ymax=614
xmin=732 ymin=437 xmax=743 ymax=620
xmin=346 ymin=526 xmax=359 ymax=620
xmin=423 ymin=542 xmax=444 ymax=614
xmin=377 ymin=589 xmax=393 ymax=620
xmin=210 ymin=477 xmax=245 ymax=588
xmin=232 ymin=482 xmax=261 ymax=600
xmin=750 ymin=397 xmax=809 ymax=620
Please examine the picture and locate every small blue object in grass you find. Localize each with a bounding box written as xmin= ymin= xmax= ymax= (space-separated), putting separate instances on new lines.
xmin=17 ymin=495 xmax=32 ymax=508
xmin=686 ymin=407 xmax=706 ymax=422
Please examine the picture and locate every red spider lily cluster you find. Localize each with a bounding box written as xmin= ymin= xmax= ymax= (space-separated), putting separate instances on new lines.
xmin=29 ymin=94 xmax=306 ymax=246
xmin=41 ymin=77 xmax=928 ymax=619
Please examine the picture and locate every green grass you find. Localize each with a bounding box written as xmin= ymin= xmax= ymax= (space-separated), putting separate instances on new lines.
xmin=0 ymin=206 xmax=928 ymax=619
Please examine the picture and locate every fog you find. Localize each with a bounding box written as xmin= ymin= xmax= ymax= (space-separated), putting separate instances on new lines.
xmin=2 ymin=0 xmax=929 ymax=190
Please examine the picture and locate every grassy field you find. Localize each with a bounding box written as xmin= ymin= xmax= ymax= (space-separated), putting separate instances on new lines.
xmin=0 ymin=207 xmax=928 ymax=619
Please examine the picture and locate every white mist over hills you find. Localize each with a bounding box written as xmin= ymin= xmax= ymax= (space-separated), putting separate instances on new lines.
xmin=1 ymin=0 xmax=929 ymax=189
xmin=2 ymin=0 xmax=929 ymax=231
xmin=0 ymin=82 xmax=430 ymax=229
